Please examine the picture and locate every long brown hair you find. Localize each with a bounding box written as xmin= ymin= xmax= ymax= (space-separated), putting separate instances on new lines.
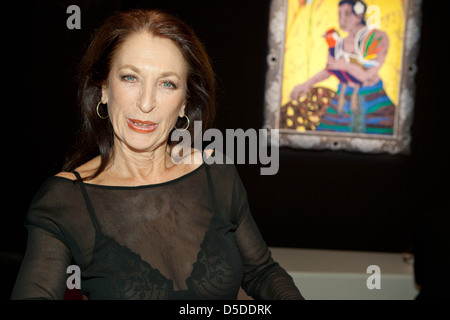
xmin=62 ymin=9 xmax=216 ymax=180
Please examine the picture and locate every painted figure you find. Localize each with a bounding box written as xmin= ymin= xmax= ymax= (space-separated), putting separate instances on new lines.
xmin=290 ymin=0 xmax=395 ymax=135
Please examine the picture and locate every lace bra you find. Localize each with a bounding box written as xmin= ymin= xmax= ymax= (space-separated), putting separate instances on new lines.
xmin=72 ymin=169 xmax=243 ymax=300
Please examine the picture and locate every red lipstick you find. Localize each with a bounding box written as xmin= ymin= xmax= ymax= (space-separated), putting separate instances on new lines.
xmin=127 ymin=118 xmax=158 ymax=134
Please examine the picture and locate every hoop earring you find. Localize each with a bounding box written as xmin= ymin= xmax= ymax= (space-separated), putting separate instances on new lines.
xmin=96 ymin=101 xmax=109 ymax=119
xmin=174 ymin=115 xmax=190 ymax=132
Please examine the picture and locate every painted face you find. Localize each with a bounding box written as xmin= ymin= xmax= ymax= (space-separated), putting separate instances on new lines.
xmin=102 ymin=32 xmax=188 ymax=153
xmin=338 ymin=3 xmax=362 ymax=32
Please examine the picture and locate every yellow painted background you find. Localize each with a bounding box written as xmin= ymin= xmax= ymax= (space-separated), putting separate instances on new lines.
xmin=281 ymin=0 xmax=406 ymax=106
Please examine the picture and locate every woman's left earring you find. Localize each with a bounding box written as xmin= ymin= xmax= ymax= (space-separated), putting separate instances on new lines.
xmin=174 ymin=115 xmax=190 ymax=132
xmin=96 ymin=101 xmax=109 ymax=119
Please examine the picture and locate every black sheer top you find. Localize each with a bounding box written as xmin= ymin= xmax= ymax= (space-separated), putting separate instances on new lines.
xmin=11 ymin=161 xmax=303 ymax=300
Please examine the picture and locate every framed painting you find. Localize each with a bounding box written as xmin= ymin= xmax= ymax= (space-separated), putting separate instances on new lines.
xmin=263 ymin=0 xmax=422 ymax=154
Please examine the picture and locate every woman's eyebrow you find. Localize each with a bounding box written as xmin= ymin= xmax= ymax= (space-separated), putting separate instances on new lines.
xmin=119 ymin=64 xmax=141 ymax=73
xmin=119 ymin=65 xmax=182 ymax=79
xmin=160 ymin=71 xmax=181 ymax=79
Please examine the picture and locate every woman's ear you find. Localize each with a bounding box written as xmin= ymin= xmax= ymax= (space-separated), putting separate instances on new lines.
xmin=178 ymin=101 xmax=187 ymax=118
xmin=101 ymin=84 xmax=108 ymax=104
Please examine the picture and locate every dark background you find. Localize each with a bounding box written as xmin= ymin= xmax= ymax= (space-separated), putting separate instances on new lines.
xmin=2 ymin=0 xmax=448 ymax=299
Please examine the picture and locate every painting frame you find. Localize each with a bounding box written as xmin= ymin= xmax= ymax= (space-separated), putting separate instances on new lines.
xmin=263 ymin=0 xmax=422 ymax=154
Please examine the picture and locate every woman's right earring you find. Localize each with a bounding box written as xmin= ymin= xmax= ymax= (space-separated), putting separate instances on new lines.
xmin=96 ymin=101 xmax=109 ymax=119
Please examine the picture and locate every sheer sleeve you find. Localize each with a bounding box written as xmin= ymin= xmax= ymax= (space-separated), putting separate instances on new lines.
xmin=230 ymin=169 xmax=304 ymax=300
xmin=11 ymin=180 xmax=72 ymax=300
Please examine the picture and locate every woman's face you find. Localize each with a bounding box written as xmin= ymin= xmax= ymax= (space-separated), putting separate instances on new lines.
xmin=338 ymin=3 xmax=361 ymax=32
xmin=102 ymin=32 xmax=188 ymax=153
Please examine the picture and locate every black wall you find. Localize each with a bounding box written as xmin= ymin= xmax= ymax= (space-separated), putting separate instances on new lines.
xmin=2 ymin=0 xmax=448 ymax=299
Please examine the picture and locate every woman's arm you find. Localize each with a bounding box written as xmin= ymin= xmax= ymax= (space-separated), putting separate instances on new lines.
xmin=231 ymin=170 xmax=304 ymax=300
xmin=234 ymin=207 xmax=304 ymax=300
xmin=11 ymin=226 xmax=72 ymax=299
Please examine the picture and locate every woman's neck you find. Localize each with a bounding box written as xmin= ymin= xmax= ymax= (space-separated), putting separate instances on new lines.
xmin=107 ymin=141 xmax=173 ymax=185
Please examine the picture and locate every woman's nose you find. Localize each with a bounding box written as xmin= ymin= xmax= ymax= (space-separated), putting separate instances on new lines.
xmin=138 ymin=85 xmax=156 ymax=113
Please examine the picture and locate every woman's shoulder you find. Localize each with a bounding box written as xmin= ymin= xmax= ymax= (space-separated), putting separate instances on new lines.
xmin=203 ymin=149 xmax=242 ymax=181
xmin=28 ymin=170 xmax=86 ymax=217
xmin=54 ymin=171 xmax=77 ymax=180
xmin=55 ymin=156 xmax=101 ymax=181
xmin=26 ymin=168 xmax=93 ymax=237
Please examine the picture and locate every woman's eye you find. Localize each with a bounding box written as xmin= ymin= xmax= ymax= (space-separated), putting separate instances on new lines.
xmin=122 ymin=75 xmax=137 ymax=82
xmin=162 ymin=81 xmax=176 ymax=89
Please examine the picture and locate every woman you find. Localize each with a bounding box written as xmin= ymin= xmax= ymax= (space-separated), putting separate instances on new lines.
xmin=12 ymin=9 xmax=303 ymax=300
xmin=290 ymin=0 xmax=395 ymax=135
